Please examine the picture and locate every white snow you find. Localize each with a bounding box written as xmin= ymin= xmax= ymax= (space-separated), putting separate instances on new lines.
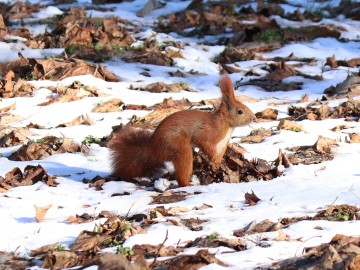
xmin=0 ymin=1 xmax=359 ymax=269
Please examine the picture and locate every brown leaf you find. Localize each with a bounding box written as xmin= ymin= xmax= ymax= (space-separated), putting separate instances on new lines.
xmin=41 ymin=251 xmax=80 ymax=270
xmin=233 ymin=219 xmax=284 ymax=237
xmin=132 ymin=107 xmax=181 ymax=128
xmin=35 ymin=204 xmax=52 ymax=222
xmin=0 ymin=113 xmax=24 ymax=125
xmin=0 ymin=127 xmax=34 ymax=147
xmin=0 ymin=57 xmax=119 ymax=82
xmin=185 ymin=235 xmax=246 ymax=251
xmin=240 ymin=129 xmax=274 ymax=144
xmin=66 ymin=213 xmax=99 ymax=224
xmin=245 ymin=190 xmax=261 ymax=206
xmin=300 ymin=93 xmax=309 ymax=103
xmin=166 ymin=206 xmax=190 ymax=215
xmin=347 ymin=133 xmax=360 ymax=143
xmin=150 ymin=191 xmax=189 ymax=205
xmin=179 ymin=218 xmax=207 ymax=231
xmin=316 ymin=103 xmax=332 ymax=120
xmin=165 ymin=47 xmax=184 ymax=59
xmin=39 ymin=81 xmax=106 ymax=106
xmin=96 ymin=253 xmax=149 ymax=270
xmin=133 ymin=243 xmax=183 ymax=259
xmin=83 ymin=175 xmax=111 ymax=190
xmin=0 ymin=251 xmax=31 ymax=269
xmin=0 ymin=70 xmax=35 ymax=98
xmin=145 ymin=82 xmax=185 ymax=93
xmin=168 ymin=69 xmax=186 ymax=77
xmin=274 ymin=229 xmax=288 ymax=241
xmin=314 ymin=136 xmax=338 ymax=152
xmin=31 ymin=242 xmax=61 ymax=256
xmin=286 ymin=145 xmax=334 ymax=165
xmin=193 ymin=203 xmax=213 ymax=210
xmin=148 ymin=97 xmax=199 ymax=110
xmin=1 ymin=165 xmax=57 ymax=192
xmin=277 ymin=119 xmax=303 ymax=132
xmin=271 ymin=234 xmax=360 ymax=269
xmin=290 ymin=25 xmax=341 ymax=41
xmin=255 ymin=108 xmax=278 ymax=121
xmin=0 ymin=15 xmax=7 ymax=40
xmin=152 ymin=249 xmax=228 ymax=268
xmin=326 ymin=55 xmax=338 ymax=68
xmin=123 ymin=49 xmax=173 ymax=66
xmin=8 ymin=136 xmax=85 ymax=161
xmin=313 ymin=204 xmax=359 ymax=221
xmin=324 ymin=75 xmax=360 ymax=97
xmin=193 ymin=142 xmax=282 ymax=184
xmin=331 ymin=124 xmax=350 ymax=132
xmin=0 ymin=102 xmax=16 ymax=113
xmin=57 ymin=114 xmax=94 ymax=127
xmin=274 ymin=149 xmax=292 ymax=168
xmin=262 ymin=61 xmax=297 ymax=81
xmin=92 ymin=98 xmax=123 ymax=113
xmin=71 ymin=231 xmax=111 ymax=252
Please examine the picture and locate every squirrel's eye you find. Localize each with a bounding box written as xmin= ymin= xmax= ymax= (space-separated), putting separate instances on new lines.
xmin=237 ymin=109 xmax=244 ymax=115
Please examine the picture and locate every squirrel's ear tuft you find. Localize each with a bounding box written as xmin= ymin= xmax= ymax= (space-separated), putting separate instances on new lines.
xmin=219 ymin=72 xmax=236 ymax=101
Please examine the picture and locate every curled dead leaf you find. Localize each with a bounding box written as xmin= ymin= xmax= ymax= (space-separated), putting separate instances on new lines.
xmin=245 ymin=190 xmax=261 ymax=206
xmin=150 ymin=191 xmax=189 ymax=205
xmin=35 ymin=204 xmax=52 ymax=222
xmin=314 ymin=136 xmax=338 ymax=152
xmin=0 ymin=102 xmax=16 ymax=113
xmin=41 ymin=251 xmax=80 ymax=270
xmin=240 ymin=129 xmax=274 ymax=144
xmin=92 ymin=98 xmax=123 ymax=113
xmin=255 ymin=108 xmax=278 ymax=121
xmin=233 ymin=219 xmax=284 ymax=237
xmin=346 ymin=133 xmax=360 ymax=143
xmin=277 ymin=119 xmax=303 ymax=132
xmin=57 ymin=114 xmax=94 ymax=127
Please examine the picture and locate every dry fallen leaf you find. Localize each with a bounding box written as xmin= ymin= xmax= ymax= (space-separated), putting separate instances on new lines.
xmin=314 ymin=136 xmax=338 ymax=152
xmin=274 ymin=229 xmax=288 ymax=241
xmin=331 ymin=124 xmax=351 ymax=132
xmin=92 ymin=98 xmax=123 ymax=113
xmin=240 ymin=129 xmax=274 ymax=143
xmin=347 ymin=133 xmax=360 ymax=143
xmin=277 ymin=119 xmax=303 ymax=132
xmin=41 ymin=250 xmax=80 ymax=270
xmin=255 ymin=108 xmax=278 ymax=121
xmin=233 ymin=219 xmax=284 ymax=237
xmin=57 ymin=114 xmax=94 ymax=127
xmin=0 ymin=102 xmax=16 ymax=113
xmin=245 ymin=190 xmax=261 ymax=206
xmin=271 ymin=234 xmax=360 ymax=269
xmin=150 ymin=191 xmax=189 ymax=205
xmin=299 ymin=93 xmax=309 ymax=103
xmin=35 ymin=204 xmax=52 ymax=222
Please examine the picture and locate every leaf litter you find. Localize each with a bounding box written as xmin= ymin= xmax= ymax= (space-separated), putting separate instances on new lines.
xmin=8 ymin=135 xmax=89 ymax=161
xmin=0 ymin=165 xmax=57 ymax=192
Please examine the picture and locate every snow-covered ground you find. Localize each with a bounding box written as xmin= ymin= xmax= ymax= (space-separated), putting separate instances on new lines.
xmin=0 ymin=0 xmax=359 ymax=269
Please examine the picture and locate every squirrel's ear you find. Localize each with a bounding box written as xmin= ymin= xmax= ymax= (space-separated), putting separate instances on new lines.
xmin=219 ymin=73 xmax=236 ymax=102
xmin=222 ymin=93 xmax=232 ymax=111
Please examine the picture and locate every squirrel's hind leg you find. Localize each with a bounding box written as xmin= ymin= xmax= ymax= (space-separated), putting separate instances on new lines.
xmin=172 ymin=140 xmax=193 ymax=187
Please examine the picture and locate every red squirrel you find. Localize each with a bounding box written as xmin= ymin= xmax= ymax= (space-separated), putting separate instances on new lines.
xmin=109 ymin=73 xmax=255 ymax=187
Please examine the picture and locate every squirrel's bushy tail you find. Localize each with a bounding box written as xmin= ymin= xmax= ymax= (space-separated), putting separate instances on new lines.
xmin=109 ymin=127 xmax=164 ymax=180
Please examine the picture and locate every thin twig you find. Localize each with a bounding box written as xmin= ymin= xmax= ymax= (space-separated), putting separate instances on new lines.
xmin=150 ymin=230 xmax=169 ymax=267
